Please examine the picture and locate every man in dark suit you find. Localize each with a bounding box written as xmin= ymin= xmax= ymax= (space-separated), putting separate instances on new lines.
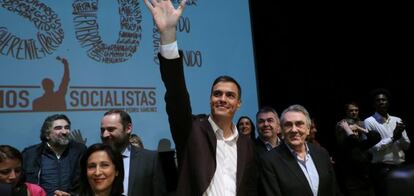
xmin=100 ymin=110 xmax=166 ymax=196
xmin=259 ymin=105 xmax=341 ymax=196
xmin=144 ymin=0 xmax=257 ymax=195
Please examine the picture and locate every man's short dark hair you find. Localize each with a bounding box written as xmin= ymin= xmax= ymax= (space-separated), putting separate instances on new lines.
xmin=40 ymin=114 xmax=71 ymax=142
xmin=103 ymin=109 xmax=132 ymax=130
xmin=211 ymin=75 xmax=242 ymax=100
xmin=369 ymin=88 xmax=392 ymax=102
xmin=344 ymin=101 xmax=359 ymax=110
xmin=256 ymin=106 xmax=279 ymax=121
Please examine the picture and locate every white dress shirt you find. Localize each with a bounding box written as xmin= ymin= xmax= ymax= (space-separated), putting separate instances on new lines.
xmin=202 ymin=116 xmax=238 ymax=196
xmin=286 ymin=143 xmax=319 ymax=196
xmin=365 ymin=112 xmax=410 ymax=164
xmin=122 ymin=145 xmax=131 ymax=195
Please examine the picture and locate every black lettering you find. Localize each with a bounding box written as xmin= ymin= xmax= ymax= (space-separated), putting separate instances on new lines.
xmin=6 ymin=90 xmax=17 ymax=108
xmin=0 ymin=89 xmax=29 ymax=108
xmin=152 ymin=25 xmax=160 ymax=65
xmin=7 ymin=36 xmax=20 ymax=57
xmin=177 ymin=16 xmax=190 ymax=33
xmin=126 ymin=91 xmax=134 ymax=106
xmin=104 ymin=90 xmax=113 ymax=106
xmin=183 ymin=50 xmax=202 ymax=67
xmin=16 ymin=39 xmax=25 ymax=60
xmin=80 ymin=90 xmax=90 ymax=107
xmin=91 ymin=90 xmax=99 ymax=106
xmin=0 ymin=1 xmax=63 ymax=59
xmin=0 ymin=90 xmax=3 ymax=108
xmin=72 ymin=0 xmax=141 ymax=63
xmin=134 ymin=90 xmax=142 ymax=106
xmin=140 ymin=91 xmax=148 ymax=105
xmin=195 ymin=50 xmax=202 ymax=67
xmin=113 ymin=91 xmax=121 ymax=106
xmin=59 ymin=88 xmax=157 ymax=110
xmin=0 ymin=32 xmax=13 ymax=55
xmin=171 ymin=0 xmax=198 ymax=6
xmin=19 ymin=90 xmax=29 ymax=107
xmin=70 ymin=91 xmax=79 ymax=107
xmin=100 ymin=90 xmax=104 ymax=107
xmin=148 ymin=91 xmax=156 ymax=105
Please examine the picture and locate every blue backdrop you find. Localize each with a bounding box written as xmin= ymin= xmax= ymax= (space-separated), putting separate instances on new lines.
xmin=0 ymin=0 xmax=258 ymax=150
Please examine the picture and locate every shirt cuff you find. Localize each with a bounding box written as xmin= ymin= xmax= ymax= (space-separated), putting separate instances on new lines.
xmin=160 ymin=41 xmax=179 ymax=59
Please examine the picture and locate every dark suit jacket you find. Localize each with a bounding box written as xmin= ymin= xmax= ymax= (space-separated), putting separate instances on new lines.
xmin=159 ymin=52 xmax=257 ymax=196
xmin=255 ymin=137 xmax=269 ymax=155
xmin=259 ymin=142 xmax=341 ymax=196
xmin=128 ymin=145 xmax=166 ymax=196
xmin=0 ymin=183 xmax=11 ymax=196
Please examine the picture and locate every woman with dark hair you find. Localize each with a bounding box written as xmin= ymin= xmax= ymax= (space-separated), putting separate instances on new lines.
xmin=0 ymin=145 xmax=46 ymax=196
xmin=237 ymin=116 xmax=256 ymax=139
xmin=78 ymin=143 xmax=124 ymax=196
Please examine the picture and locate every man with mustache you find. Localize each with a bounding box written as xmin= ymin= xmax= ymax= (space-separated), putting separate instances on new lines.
xmin=22 ymin=114 xmax=86 ymax=196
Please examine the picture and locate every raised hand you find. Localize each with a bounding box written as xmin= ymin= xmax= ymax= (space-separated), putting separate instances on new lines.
xmin=339 ymin=120 xmax=354 ymax=135
xmin=393 ymin=121 xmax=405 ymax=141
xmin=349 ymin=124 xmax=358 ymax=131
xmin=56 ymin=56 xmax=68 ymax=65
xmin=69 ymin=129 xmax=87 ymax=144
xmin=144 ymin=0 xmax=187 ymax=44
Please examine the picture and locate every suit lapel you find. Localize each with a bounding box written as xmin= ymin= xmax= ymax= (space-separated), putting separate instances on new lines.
xmin=308 ymin=144 xmax=325 ymax=191
xmin=279 ymin=143 xmax=314 ymax=195
xmin=308 ymin=144 xmax=324 ymax=171
xmin=202 ymin=117 xmax=217 ymax=159
xmin=128 ymin=146 xmax=140 ymax=195
xmin=236 ymin=137 xmax=246 ymax=190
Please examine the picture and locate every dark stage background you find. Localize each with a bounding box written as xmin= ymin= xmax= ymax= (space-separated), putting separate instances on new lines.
xmin=249 ymin=2 xmax=413 ymax=160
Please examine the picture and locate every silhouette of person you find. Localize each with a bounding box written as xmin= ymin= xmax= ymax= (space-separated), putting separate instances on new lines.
xmin=33 ymin=56 xmax=70 ymax=112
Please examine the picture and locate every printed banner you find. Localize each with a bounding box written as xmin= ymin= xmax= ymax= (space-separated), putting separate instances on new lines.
xmin=0 ymin=0 xmax=258 ymax=150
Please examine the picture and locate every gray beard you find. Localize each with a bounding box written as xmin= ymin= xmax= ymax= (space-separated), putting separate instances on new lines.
xmin=50 ymin=137 xmax=70 ymax=147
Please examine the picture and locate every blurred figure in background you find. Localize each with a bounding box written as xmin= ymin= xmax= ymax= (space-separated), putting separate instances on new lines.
xmin=336 ymin=102 xmax=380 ymax=196
xmin=0 ymin=145 xmax=46 ymax=196
xmin=237 ymin=116 xmax=256 ymax=140
xmin=306 ymin=118 xmax=321 ymax=147
xmin=364 ymin=89 xmax=410 ymax=196
xmin=386 ymin=164 xmax=414 ymax=196
xmin=129 ymin=133 xmax=144 ymax=148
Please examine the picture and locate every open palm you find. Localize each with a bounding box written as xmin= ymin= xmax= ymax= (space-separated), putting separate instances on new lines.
xmin=144 ymin=0 xmax=187 ymax=32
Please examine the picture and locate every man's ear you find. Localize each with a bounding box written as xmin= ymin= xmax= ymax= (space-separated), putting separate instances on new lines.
xmin=45 ymin=130 xmax=51 ymax=140
xmin=126 ymin=123 xmax=132 ymax=134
